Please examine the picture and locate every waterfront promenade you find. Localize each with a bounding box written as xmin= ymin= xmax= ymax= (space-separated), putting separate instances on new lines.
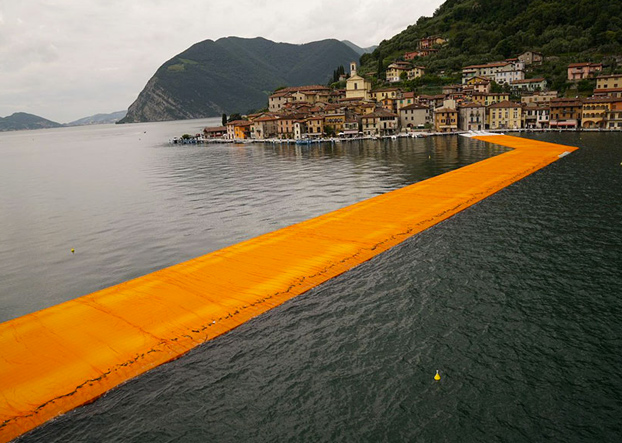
xmin=0 ymin=135 xmax=577 ymax=442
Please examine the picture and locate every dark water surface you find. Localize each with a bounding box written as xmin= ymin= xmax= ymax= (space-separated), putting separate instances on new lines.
xmin=2 ymin=126 xmax=621 ymax=441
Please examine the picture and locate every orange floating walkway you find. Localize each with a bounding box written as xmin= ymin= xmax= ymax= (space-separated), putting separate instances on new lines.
xmin=0 ymin=135 xmax=576 ymax=441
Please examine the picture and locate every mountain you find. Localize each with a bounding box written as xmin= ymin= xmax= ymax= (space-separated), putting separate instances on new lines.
xmin=120 ymin=37 xmax=361 ymax=123
xmin=66 ymin=111 xmax=127 ymax=126
xmin=342 ymin=40 xmax=378 ymax=55
xmin=361 ymin=0 xmax=622 ymax=87
xmin=0 ymin=112 xmax=63 ymax=132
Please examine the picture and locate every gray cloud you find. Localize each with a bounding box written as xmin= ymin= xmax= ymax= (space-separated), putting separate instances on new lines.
xmin=0 ymin=0 xmax=442 ymax=123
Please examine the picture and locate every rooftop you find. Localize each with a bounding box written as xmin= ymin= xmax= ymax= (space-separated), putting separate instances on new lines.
xmin=463 ymin=62 xmax=509 ymax=70
xmin=488 ymin=100 xmax=521 ymax=109
xmin=511 ymin=78 xmax=546 ymax=84
xmin=435 ymin=107 xmax=458 ymax=113
xmin=365 ymin=109 xmax=398 ymax=118
xmin=568 ymin=62 xmax=602 ymax=68
xmin=400 ymin=104 xmax=429 ymax=110
xmin=459 ymin=102 xmax=485 ymax=108
xmin=597 ymin=74 xmax=622 ymax=79
xmin=372 ymin=87 xmax=400 ymax=93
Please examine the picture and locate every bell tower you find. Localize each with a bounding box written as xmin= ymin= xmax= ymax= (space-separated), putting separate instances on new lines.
xmin=350 ymin=61 xmax=357 ymax=76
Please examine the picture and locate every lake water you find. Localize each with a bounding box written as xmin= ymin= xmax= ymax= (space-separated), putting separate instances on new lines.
xmin=2 ymin=123 xmax=621 ymax=442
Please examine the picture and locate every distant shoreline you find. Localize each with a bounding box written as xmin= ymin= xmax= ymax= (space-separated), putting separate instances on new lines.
xmin=169 ymin=127 xmax=622 ymax=145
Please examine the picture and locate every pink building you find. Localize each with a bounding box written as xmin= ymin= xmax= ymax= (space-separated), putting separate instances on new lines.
xmin=567 ymin=63 xmax=603 ymax=81
xmin=404 ymin=51 xmax=420 ymax=60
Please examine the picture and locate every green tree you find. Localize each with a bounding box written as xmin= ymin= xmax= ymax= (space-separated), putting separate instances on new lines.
xmin=490 ymin=81 xmax=504 ymax=93
xmin=577 ymin=78 xmax=595 ymax=94
xmin=227 ymin=113 xmax=242 ymax=122
xmin=221 ymin=113 xmax=227 ymax=126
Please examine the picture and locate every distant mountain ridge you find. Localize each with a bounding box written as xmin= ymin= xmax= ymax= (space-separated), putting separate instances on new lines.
xmin=66 ymin=111 xmax=127 ymax=126
xmin=0 ymin=111 xmax=131 ymax=132
xmin=119 ymin=37 xmax=361 ymax=123
xmin=0 ymin=113 xmax=62 ymax=132
xmin=342 ymin=40 xmax=378 ymax=55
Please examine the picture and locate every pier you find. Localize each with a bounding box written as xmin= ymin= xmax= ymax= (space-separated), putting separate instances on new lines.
xmin=0 ymin=135 xmax=577 ymax=442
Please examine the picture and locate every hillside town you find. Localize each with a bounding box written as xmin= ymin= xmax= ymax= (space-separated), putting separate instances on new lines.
xmin=202 ymin=40 xmax=622 ymax=142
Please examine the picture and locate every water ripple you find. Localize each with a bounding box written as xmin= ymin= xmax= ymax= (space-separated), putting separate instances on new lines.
xmin=4 ymin=127 xmax=622 ymax=442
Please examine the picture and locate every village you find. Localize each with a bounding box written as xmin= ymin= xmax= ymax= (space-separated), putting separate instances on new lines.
xmin=200 ymin=37 xmax=622 ymax=143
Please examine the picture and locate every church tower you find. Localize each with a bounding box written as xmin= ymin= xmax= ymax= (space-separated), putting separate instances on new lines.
xmin=350 ymin=61 xmax=357 ymax=77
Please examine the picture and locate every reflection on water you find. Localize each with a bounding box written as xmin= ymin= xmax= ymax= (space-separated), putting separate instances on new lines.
xmin=0 ymin=121 xmax=506 ymax=322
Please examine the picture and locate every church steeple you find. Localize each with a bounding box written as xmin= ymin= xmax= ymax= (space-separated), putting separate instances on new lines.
xmin=350 ymin=61 xmax=357 ymax=76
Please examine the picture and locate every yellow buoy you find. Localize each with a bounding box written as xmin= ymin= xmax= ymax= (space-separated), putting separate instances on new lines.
xmin=71 ymin=249 xmax=75 ymax=254
xmin=434 ymin=370 xmax=441 ymax=381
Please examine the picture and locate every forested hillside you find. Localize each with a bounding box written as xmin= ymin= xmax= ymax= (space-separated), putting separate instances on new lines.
xmin=361 ymin=0 xmax=622 ymax=89
xmin=0 ymin=113 xmax=62 ymax=132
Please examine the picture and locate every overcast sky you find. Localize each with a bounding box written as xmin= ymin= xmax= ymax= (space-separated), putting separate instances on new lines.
xmin=0 ymin=0 xmax=444 ymax=123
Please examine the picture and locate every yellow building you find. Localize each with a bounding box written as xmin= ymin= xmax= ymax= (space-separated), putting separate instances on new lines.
xmin=371 ymin=88 xmax=400 ymax=102
xmin=521 ymin=91 xmax=558 ymax=105
xmin=386 ymin=62 xmax=411 ymax=83
xmin=226 ymin=120 xmax=252 ymax=140
xmin=581 ymin=97 xmax=614 ymax=129
xmin=594 ymin=74 xmax=622 ymax=97
xmin=488 ymin=101 xmax=522 ymax=130
xmin=407 ymin=66 xmax=425 ymax=80
xmin=549 ymin=98 xmax=583 ymax=129
xmin=323 ymin=114 xmax=346 ymax=133
xmin=380 ymin=98 xmax=398 ymax=113
xmin=342 ymin=100 xmax=375 ymax=115
xmin=346 ymin=74 xmax=372 ymax=100
xmin=472 ymin=92 xmax=510 ymax=107
xmin=419 ymin=36 xmax=446 ymax=49
xmin=434 ymin=107 xmax=458 ymax=132
xmin=306 ymin=116 xmax=324 ymax=136
xmin=359 ymin=103 xmax=376 ymax=115
xmin=596 ymin=74 xmax=622 ymax=90
xmin=346 ymin=62 xmax=372 ymax=100
xmin=385 ymin=63 xmax=424 ymax=82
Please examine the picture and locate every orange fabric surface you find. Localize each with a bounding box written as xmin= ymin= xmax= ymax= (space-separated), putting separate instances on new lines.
xmin=0 ymin=135 xmax=577 ymax=441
